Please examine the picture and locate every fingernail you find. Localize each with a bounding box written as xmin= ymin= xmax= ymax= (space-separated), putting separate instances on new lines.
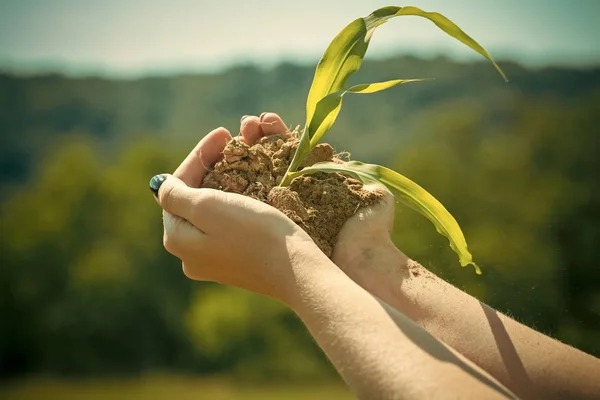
xmin=240 ymin=115 xmax=250 ymax=123
xmin=259 ymin=112 xmax=268 ymax=121
xmin=149 ymin=174 xmax=167 ymax=197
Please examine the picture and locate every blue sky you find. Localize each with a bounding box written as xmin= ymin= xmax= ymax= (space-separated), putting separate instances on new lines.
xmin=0 ymin=0 xmax=599 ymax=76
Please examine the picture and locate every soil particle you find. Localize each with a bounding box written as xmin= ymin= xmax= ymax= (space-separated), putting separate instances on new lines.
xmin=201 ymin=133 xmax=383 ymax=256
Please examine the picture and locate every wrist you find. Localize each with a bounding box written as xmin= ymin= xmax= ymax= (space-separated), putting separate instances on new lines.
xmin=283 ymin=252 xmax=352 ymax=312
xmin=275 ymin=239 xmax=344 ymax=309
xmin=332 ymin=235 xmax=420 ymax=315
xmin=333 ymin=234 xmax=403 ymax=282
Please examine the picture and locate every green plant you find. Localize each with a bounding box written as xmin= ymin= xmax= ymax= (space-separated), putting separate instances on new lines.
xmin=279 ymin=6 xmax=507 ymax=274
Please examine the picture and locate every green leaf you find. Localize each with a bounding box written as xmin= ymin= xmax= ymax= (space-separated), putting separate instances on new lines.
xmin=308 ymin=79 xmax=426 ymax=148
xmin=305 ymin=5 xmax=507 ymax=141
xmin=288 ymin=161 xmax=482 ymax=274
xmin=280 ymin=79 xmax=425 ymax=186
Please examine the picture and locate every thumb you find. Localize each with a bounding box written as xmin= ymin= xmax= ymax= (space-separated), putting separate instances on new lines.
xmin=149 ymin=174 xmax=205 ymax=228
xmin=363 ymin=184 xmax=395 ymax=234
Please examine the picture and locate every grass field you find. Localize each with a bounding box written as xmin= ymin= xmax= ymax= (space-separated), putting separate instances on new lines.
xmin=0 ymin=375 xmax=354 ymax=400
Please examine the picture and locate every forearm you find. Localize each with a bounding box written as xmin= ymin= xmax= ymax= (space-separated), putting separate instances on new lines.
xmin=283 ymin=256 xmax=514 ymax=400
xmin=342 ymin=238 xmax=600 ymax=400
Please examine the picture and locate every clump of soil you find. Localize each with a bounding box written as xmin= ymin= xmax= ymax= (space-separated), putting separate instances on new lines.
xmin=201 ymin=131 xmax=383 ymax=256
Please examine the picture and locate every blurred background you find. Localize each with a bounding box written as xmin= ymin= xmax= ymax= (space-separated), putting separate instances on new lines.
xmin=1 ymin=0 xmax=599 ymax=398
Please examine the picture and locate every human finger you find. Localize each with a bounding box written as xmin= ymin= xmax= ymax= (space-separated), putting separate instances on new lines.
xmin=151 ymin=173 xmax=217 ymax=231
xmin=260 ymin=112 xmax=289 ymax=136
xmin=240 ymin=115 xmax=263 ymax=145
xmin=162 ymin=210 xmax=206 ymax=260
xmin=173 ymin=127 xmax=232 ymax=187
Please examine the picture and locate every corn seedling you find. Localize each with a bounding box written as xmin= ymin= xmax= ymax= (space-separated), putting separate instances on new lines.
xmin=279 ymin=6 xmax=507 ymax=274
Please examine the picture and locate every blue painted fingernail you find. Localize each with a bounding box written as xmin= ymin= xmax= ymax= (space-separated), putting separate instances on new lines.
xmin=149 ymin=174 xmax=167 ymax=197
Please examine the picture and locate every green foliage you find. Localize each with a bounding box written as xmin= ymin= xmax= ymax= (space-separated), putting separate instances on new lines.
xmin=0 ymin=135 xmax=334 ymax=381
xmin=280 ymin=78 xmax=424 ymax=186
xmin=288 ymin=161 xmax=480 ymax=274
xmin=0 ymin=376 xmax=353 ymax=400
xmin=389 ymin=92 xmax=600 ymax=353
xmin=281 ymin=5 xmax=507 ymax=270
xmin=303 ymin=5 xmax=505 ymax=136
xmin=1 ymin=53 xmax=599 ymax=380
xmin=184 ymin=285 xmax=332 ymax=381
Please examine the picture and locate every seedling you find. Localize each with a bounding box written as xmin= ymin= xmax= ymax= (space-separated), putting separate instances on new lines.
xmin=278 ymin=6 xmax=507 ymax=274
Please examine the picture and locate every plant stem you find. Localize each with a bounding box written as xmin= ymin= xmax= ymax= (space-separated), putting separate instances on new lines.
xmin=279 ymin=126 xmax=309 ymax=187
xmin=279 ymin=155 xmax=302 ymax=187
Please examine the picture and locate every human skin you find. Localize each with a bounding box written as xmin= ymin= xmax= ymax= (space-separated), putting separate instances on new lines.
xmin=235 ymin=113 xmax=600 ymax=399
xmin=150 ymin=113 xmax=516 ymax=399
xmin=332 ymin=192 xmax=600 ymax=400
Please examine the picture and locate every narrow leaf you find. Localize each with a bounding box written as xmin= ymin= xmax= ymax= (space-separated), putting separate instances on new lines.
xmin=282 ymin=79 xmax=424 ymax=184
xmin=309 ymin=79 xmax=425 ymax=147
xmin=288 ymin=161 xmax=481 ymax=274
xmin=305 ymin=5 xmax=507 ymax=141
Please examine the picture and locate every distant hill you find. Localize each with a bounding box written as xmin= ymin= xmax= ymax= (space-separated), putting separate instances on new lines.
xmin=1 ymin=55 xmax=599 ymax=192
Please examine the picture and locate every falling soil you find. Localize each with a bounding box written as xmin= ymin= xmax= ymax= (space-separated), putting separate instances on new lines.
xmin=201 ymin=132 xmax=383 ymax=256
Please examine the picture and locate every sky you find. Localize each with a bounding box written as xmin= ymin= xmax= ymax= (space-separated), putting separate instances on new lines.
xmin=0 ymin=0 xmax=599 ymax=77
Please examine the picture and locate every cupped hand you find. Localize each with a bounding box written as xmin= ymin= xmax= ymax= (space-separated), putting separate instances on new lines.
xmin=331 ymin=188 xmax=412 ymax=296
xmin=152 ymin=113 xmax=331 ymax=304
xmin=241 ymin=114 xmax=410 ymax=293
xmin=240 ymin=113 xmax=408 ymax=286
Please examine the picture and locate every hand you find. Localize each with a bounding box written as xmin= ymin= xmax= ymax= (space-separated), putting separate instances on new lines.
xmin=330 ymin=188 xmax=413 ymax=298
xmin=243 ymin=113 xmax=413 ymax=301
xmin=238 ymin=113 xmax=411 ymax=302
xmin=152 ymin=113 xmax=333 ymax=304
xmin=151 ymin=114 xmax=600 ymax=400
